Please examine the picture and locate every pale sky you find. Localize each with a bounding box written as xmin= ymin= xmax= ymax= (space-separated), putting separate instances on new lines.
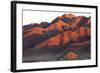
xmin=23 ymin=10 xmax=91 ymax=25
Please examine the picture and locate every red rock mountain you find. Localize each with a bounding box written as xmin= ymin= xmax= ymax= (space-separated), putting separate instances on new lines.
xmin=46 ymin=20 xmax=70 ymax=32
xmin=23 ymin=13 xmax=91 ymax=49
xmin=23 ymin=27 xmax=47 ymax=38
xmin=23 ymin=13 xmax=91 ymax=62
xmin=34 ymin=27 xmax=90 ymax=49
xmin=23 ymin=14 xmax=74 ymax=37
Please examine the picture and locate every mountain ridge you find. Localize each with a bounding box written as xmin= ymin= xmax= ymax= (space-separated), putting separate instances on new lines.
xmin=23 ymin=13 xmax=91 ymax=50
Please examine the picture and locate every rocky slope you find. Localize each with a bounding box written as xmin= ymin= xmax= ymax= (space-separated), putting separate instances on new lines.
xmin=23 ymin=14 xmax=91 ymax=62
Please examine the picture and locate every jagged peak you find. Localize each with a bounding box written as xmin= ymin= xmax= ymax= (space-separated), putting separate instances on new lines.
xmin=62 ymin=13 xmax=75 ymax=19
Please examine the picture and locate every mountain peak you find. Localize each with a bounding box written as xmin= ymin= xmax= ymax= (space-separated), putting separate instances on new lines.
xmin=62 ymin=13 xmax=75 ymax=19
xmin=40 ymin=22 xmax=48 ymax=24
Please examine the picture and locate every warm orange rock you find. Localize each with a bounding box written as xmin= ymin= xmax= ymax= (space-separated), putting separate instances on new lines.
xmin=79 ymin=27 xmax=90 ymax=36
xmin=71 ymin=16 xmax=83 ymax=28
xmin=65 ymin=52 xmax=79 ymax=60
xmin=46 ymin=20 xmax=69 ymax=32
xmin=23 ymin=13 xmax=91 ymax=50
xmin=69 ymin=30 xmax=79 ymax=41
xmin=62 ymin=31 xmax=70 ymax=44
xmin=24 ymin=27 xmax=46 ymax=37
xmin=56 ymin=20 xmax=69 ymax=32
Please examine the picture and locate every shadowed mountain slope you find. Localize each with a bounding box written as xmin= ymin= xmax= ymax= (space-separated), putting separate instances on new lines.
xmin=23 ymin=13 xmax=91 ymax=62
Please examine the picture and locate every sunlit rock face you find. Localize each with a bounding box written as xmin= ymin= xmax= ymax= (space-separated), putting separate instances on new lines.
xmin=23 ymin=13 xmax=91 ymax=62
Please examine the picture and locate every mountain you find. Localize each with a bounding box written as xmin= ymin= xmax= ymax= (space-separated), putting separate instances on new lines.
xmin=23 ymin=14 xmax=75 ymax=49
xmin=46 ymin=20 xmax=70 ymax=32
xmin=33 ymin=27 xmax=90 ymax=49
xmin=23 ymin=13 xmax=90 ymax=48
xmin=23 ymin=27 xmax=47 ymax=38
xmin=23 ymin=13 xmax=91 ymax=62
xmin=62 ymin=14 xmax=75 ymax=19
xmin=23 ymin=22 xmax=50 ymax=31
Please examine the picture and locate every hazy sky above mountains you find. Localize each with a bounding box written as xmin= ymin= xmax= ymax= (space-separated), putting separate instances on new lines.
xmin=23 ymin=10 xmax=91 ymax=25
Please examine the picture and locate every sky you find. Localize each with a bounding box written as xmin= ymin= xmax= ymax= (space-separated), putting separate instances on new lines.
xmin=23 ymin=10 xmax=91 ymax=25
